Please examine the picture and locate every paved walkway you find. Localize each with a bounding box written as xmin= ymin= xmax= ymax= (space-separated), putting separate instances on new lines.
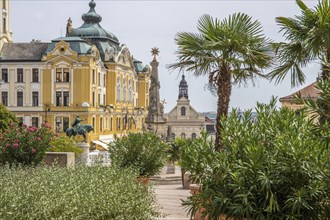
xmin=153 ymin=166 xmax=191 ymax=220
xmin=155 ymin=184 xmax=191 ymax=220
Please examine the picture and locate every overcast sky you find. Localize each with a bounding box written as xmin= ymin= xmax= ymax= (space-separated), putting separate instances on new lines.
xmin=9 ymin=0 xmax=319 ymax=112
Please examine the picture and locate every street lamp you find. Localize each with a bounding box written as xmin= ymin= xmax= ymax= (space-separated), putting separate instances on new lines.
xmin=44 ymin=103 xmax=50 ymax=123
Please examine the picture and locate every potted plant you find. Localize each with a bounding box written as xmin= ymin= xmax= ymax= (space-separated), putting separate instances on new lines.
xmin=109 ymin=132 xmax=168 ymax=184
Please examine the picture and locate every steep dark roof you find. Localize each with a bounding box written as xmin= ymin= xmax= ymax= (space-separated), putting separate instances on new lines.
xmin=45 ymin=37 xmax=93 ymax=55
xmin=0 ymin=43 xmax=50 ymax=61
xmin=280 ymin=82 xmax=319 ymax=102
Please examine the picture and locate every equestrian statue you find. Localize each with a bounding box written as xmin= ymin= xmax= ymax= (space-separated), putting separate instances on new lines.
xmin=66 ymin=116 xmax=94 ymax=142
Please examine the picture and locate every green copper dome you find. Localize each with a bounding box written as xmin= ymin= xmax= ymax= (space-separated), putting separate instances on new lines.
xmin=68 ymin=0 xmax=120 ymax=61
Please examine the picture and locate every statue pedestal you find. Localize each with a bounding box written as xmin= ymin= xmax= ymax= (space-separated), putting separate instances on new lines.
xmin=76 ymin=142 xmax=90 ymax=165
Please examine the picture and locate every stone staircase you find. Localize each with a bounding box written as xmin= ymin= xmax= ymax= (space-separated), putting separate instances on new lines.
xmin=150 ymin=165 xmax=183 ymax=185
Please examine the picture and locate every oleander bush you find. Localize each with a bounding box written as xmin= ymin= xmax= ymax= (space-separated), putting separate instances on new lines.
xmin=109 ymin=132 xmax=168 ymax=177
xmin=184 ymin=100 xmax=330 ymax=219
xmin=49 ymin=135 xmax=83 ymax=157
xmin=0 ymin=103 xmax=18 ymax=133
xmin=0 ymin=123 xmax=55 ymax=166
xmin=0 ymin=165 xmax=161 ymax=220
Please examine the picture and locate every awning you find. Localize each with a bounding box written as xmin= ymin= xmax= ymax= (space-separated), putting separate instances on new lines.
xmin=92 ymin=140 xmax=109 ymax=151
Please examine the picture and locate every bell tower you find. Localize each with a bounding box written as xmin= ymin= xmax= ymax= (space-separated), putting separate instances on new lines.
xmin=178 ymin=74 xmax=188 ymax=99
xmin=0 ymin=0 xmax=12 ymax=50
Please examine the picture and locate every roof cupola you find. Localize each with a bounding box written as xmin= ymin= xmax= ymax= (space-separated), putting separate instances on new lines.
xmin=178 ymin=74 xmax=188 ymax=99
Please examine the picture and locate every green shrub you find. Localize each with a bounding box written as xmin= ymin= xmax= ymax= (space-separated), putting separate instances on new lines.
xmin=0 ymin=103 xmax=18 ymax=133
xmin=179 ymin=132 xmax=215 ymax=184
xmin=109 ymin=132 xmax=168 ymax=177
xmin=0 ymin=165 xmax=161 ymax=220
xmin=49 ymin=135 xmax=83 ymax=157
xmin=0 ymin=123 xmax=55 ymax=166
xmin=184 ymin=99 xmax=330 ymax=219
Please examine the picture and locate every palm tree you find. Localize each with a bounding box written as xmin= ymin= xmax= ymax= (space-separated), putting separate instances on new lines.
xmin=169 ymin=14 xmax=272 ymax=150
xmin=269 ymin=0 xmax=330 ymax=86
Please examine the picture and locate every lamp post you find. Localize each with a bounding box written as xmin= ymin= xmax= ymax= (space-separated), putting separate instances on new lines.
xmin=44 ymin=103 xmax=50 ymax=123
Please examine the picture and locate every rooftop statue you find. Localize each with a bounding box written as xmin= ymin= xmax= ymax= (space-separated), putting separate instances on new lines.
xmin=66 ymin=115 xmax=94 ymax=142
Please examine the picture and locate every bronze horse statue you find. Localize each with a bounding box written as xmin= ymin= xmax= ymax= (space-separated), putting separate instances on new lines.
xmin=66 ymin=124 xmax=94 ymax=142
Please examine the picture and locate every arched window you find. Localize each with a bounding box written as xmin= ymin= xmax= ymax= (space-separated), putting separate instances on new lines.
xmin=116 ymin=77 xmax=121 ymax=101
xmin=171 ymin=133 xmax=176 ymax=140
xmin=110 ymin=117 xmax=113 ymax=131
xmin=181 ymin=133 xmax=186 ymax=139
xmin=128 ymin=80 xmax=132 ymax=103
xmin=100 ymin=117 xmax=103 ymax=132
xmin=191 ymin=133 xmax=197 ymax=139
xmin=123 ymin=80 xmax=126 ymax=102
xmin=181 ymin=107 xmax=186 ymax=116
xmin=92 ymin=117 xmax=95 ymax=132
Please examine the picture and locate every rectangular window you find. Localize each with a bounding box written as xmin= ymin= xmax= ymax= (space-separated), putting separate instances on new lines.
xmin=3 ymin=18 xmax=6 ymax=33
xmin=63 ymin=117 xmax=69 ymax=132
xmin=56 ymin=117 xmax=69 ymax=133
xmin=1 ymin=69 xmax=8 ymax=82
xmin=98 ymin=93 xmax=100 ymax=106
xmin=92 ymin=70 xmax=95 ymax=84
xmin=98 ymin=72 xmax=101 ymax=86
xmin=103 ymin=94 xmax=106 ymax=105
xmin=17 ymin=68 xmax=23 ymax=82
xmin=32 ymin=68 xmax=39 ymax=82
xmin=56 ymin=68 xmax=62 ymax=82
xmin=18 ymin=117 xmax=24 ymax=125
xmin=63 ymin=92 xmax=69 ymax=106
xmin=103 ymin=74 xmax=106 ymax=87
xmin=63 ymin=68 xmax=69 ymax=82
xmin=17 ymin=91 xmax=23 ymax=106
xmin=32 ymin=92 xmax=38 ymax=106
xmin=92 ymin=91 xmax=95 ymax=107
xmin=56 ymin=92 xmax=62 ymax=106
xmin=1 ymin=92 xmax=8 ymax=106
xmin=32 ymin=117 xmax=39 ymax=128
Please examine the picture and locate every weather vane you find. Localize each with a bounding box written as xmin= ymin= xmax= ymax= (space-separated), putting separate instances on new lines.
xmin=151 ymin=47 xmax=159 ymax=61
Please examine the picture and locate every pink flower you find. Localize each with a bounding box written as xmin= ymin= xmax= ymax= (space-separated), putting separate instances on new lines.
xmin=31 ymin=148 xmax=36 ymax=154
xmin=14 ymin=139 xmax=19 ymax=143
xmin=22 ymin=124 xmax=27 ymax=127
xmin=5 ymin=144 xmax=9 ymax=148
xmin=13 ymin=143 xmax=19 ymax=148
xmin=36 ymin=137 xmax=42 ymax=141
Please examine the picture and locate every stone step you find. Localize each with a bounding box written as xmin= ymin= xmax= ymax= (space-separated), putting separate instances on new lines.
xmin=150 ymin=176 xmax=183 ymax=185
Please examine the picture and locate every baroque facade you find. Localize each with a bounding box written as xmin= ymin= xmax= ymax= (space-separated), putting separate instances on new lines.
xmin=166 ymin=75 xmax=206 ymax=140
xmin=0 ymin=0 xmax=151 ymax=148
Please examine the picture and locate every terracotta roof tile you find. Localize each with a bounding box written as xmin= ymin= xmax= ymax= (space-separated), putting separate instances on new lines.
xmin=280 ymin=82 xmax=319 ymax=102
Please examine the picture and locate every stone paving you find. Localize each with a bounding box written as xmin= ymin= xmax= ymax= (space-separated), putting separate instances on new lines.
xmin=155 ymin=184 xmax=191 ymax=220
xmin=154 ymin=166 xmax=191 ymax=220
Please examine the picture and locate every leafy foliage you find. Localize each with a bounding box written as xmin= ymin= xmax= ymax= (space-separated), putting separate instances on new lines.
xmin=179 ymin=132 xmax=215 ymax=184
xmin=296 ymin=79 xmax=330 ymax=147
xmin=49 ymin=135 xmax=83 ymax=157
xmin=0 ymin=123 xmax=55 ymax=166
xmin=0 ymin=165 xmax=161 ymax=220
xmin=109 ymin=132 xmax=168 ymax=177
xmin=167 ymin=138 xmax=186 ymax=164
xmin=169 ymin=13 xmax=272 ymax=150
xmin=0 ymin=103 xmax=18 ymax=133
xmin=183 ymin=100 xmax=330 ymax=219
xmin=270 ymin=0 xmax=330 ymax=85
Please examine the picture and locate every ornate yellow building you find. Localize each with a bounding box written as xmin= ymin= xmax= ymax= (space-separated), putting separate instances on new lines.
xmin=0 ymin=0 xmax=151 ymax=148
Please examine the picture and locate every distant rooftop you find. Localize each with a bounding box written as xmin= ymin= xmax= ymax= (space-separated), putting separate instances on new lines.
xmin=0 ymin=43 xmax=50 ymax=61
xmin=280 ymin=82 xmax=319 ymax=102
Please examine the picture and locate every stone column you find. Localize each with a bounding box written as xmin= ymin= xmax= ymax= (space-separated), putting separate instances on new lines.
xmin=76 ymin=142 xmax=90 ymax=165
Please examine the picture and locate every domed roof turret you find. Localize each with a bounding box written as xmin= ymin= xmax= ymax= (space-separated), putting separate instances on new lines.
xmin=178 ymin=74 xmax=188 ymax=99
xmin=82 ymin=0 xmax=102 ymax=24
xmin=67 ymin=0 xmax=120 ymax=61
xmin=179 ymin=74 xmax=188 ymax=87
